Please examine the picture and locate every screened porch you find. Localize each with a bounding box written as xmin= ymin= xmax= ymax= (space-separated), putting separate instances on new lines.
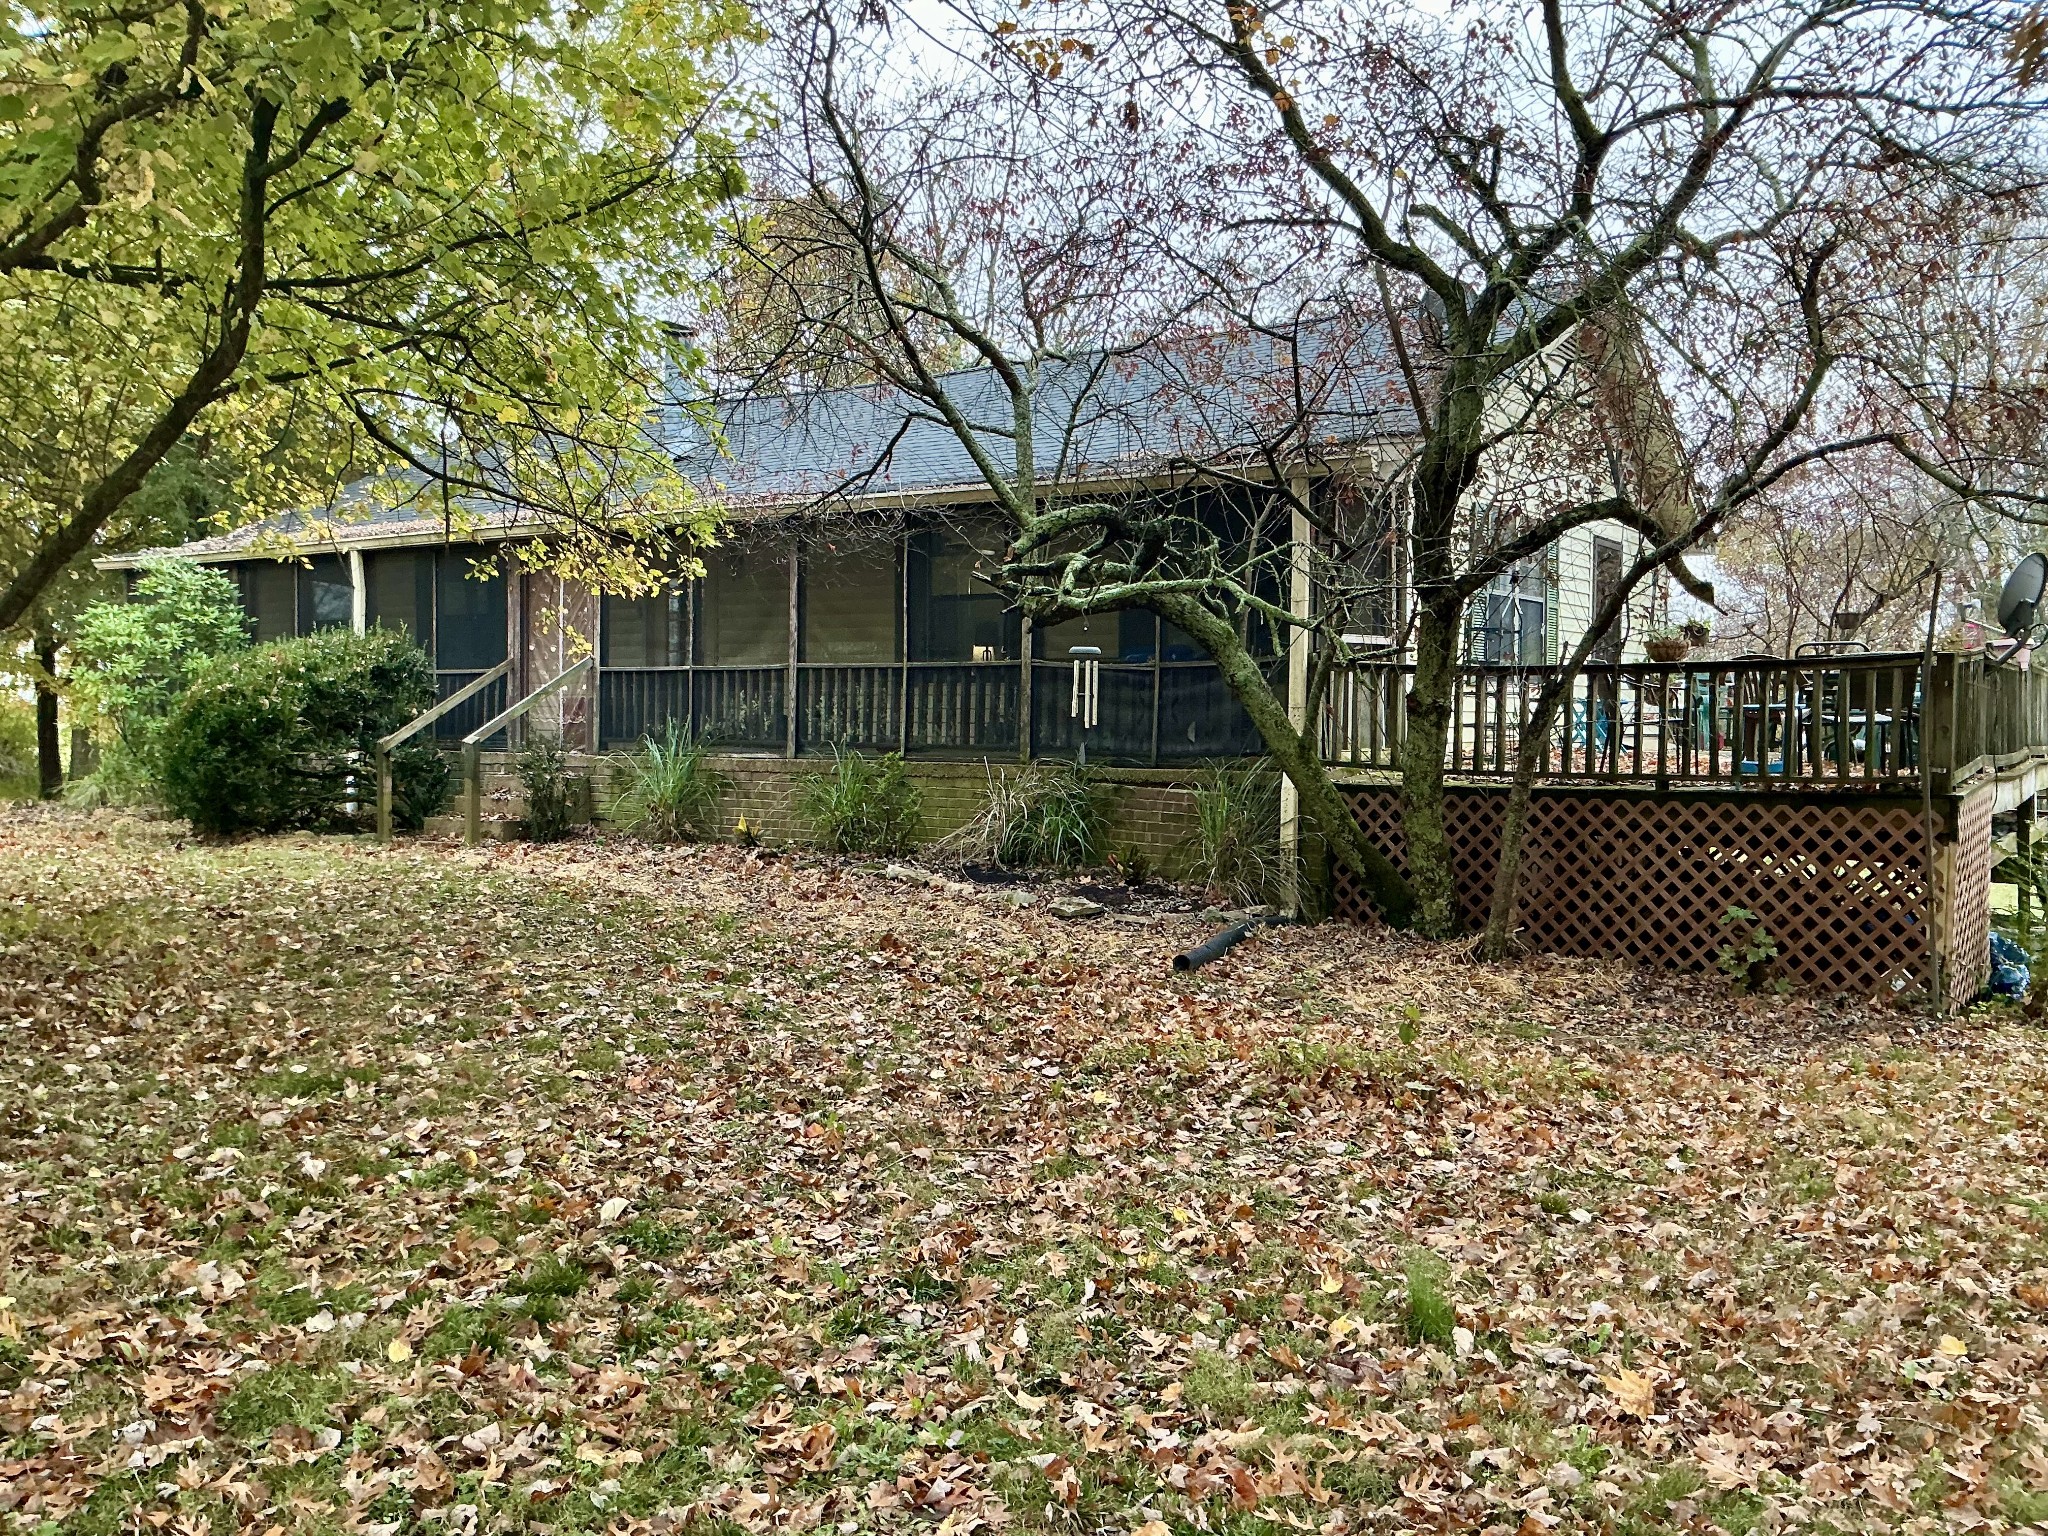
xmin=597 ymin=526 xmax=1272 ymax=763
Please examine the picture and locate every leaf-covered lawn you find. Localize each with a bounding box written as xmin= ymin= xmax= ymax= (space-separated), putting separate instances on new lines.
xmin=1 ymin=811 xmax=2045 ymax=1536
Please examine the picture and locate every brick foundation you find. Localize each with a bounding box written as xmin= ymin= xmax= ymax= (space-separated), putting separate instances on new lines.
xmin=467 ymin=752 xmax=1210 ymax=877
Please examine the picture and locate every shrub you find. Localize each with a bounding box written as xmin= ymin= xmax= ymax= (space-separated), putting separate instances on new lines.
xmin=0 ymin=695 xmax=37 ymax=798
xmin=71 ymin=557 xmax=249 ymax=796
xmin=798 ymin=748 xmax=921 ymax=855
xmin=516 ymin=731 xmax=577 ymax=842
xmin=158 ymin=628 xmax=448 ymax=836
xmin=940 ymin=762 xmax=1105 ymax=869
xmin=1188 ymin=760 xmax=1287 ymax=905
xmin=1715 ymin=905 xmax=1789 ymax=994
xmin=608 ymin=723 xmax=728 ymax=841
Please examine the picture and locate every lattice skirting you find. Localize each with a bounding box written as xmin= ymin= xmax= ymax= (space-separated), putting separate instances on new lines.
xmin=1331 ymin=787 xmax=1946 ymax=998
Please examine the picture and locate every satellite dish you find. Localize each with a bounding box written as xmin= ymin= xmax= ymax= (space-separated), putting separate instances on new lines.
xmin=1998 ymin=554 xmax=2048 ymax=639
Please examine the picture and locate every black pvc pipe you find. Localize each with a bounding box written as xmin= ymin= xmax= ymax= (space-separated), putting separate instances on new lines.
xmin=1174 ymin=920 xmax=1259 ymax=972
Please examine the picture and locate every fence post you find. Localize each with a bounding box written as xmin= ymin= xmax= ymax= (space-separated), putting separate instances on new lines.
xmin=1925 ymin=654 xmax=1958 ymax=793
xmin=376 ymin=749 xmax=393 ymax=843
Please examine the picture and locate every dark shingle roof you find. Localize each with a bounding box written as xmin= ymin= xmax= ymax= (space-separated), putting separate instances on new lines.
xmin=667 ymin=320 xmax=1412 ymax=505
xmin=107 ymin=321 xmax=1415 ymax=565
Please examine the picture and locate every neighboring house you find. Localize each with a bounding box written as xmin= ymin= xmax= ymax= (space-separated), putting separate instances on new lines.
xmin=103 ymin=325 xmax=1662 ymax=775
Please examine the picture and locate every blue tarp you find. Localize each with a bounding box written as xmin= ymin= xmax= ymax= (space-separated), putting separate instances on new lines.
xmin=1988 ymin=932 xmax=2031 ymax=1000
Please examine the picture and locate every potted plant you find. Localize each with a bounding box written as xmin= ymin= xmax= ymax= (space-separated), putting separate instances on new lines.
xmin=1644 ymin=624 xmax=1690 ymax=663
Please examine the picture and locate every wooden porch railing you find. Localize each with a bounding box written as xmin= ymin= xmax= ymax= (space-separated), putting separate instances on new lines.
xmin=375 ymin=660 xmax=511 ymax=841
xmin=1321 ymin=651 xmax=1953 ymax=789
xmin=461 ymin=656 xmax=594 ymax=843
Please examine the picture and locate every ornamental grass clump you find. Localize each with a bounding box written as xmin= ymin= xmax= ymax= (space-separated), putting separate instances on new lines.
xmin=941 ymin=762 xmax=1106 ymax=871
xmin=1188 ymin=760 xmax=1287 ymax=906
xmin=608 ymin=723 xmax=728 ymax=842
xmin=797 ymin=748 xmax=921 ymax=855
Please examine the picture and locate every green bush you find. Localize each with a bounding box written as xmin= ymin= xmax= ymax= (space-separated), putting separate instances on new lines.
xmin=516 ymin=731 xmax=577 ymax=842
xmin=941 ymin=762 xmax=1104 ymax=869
xmin=0 ymin=695 xmax=37 ymax=798
xmin=158 ymin=628 xmax=449 ymax=836
xmin=71 ymin=557 xmax=249 ymax=797
xmin=608 ymin=723 xmax=728 ymax=841
xmin=797 ymin=748 xmax=921 ymax=855
xmin=1188 ymin=760 xmax=1287 ymax=905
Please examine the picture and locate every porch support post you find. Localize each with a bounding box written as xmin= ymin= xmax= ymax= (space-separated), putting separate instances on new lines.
xmin=348 ymin=550 xmax=367 ymax=636
xmin=786 ymin=538 xmax=800 ymax=759
xmin=1281 ymin=475 xmax=1313 ymax=914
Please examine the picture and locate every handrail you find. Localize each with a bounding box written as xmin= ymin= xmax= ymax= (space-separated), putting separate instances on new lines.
xmin=461 ymin=655 xmax=594 ymax=845
xmin=374 ymin=661 xmax=512 ymax=841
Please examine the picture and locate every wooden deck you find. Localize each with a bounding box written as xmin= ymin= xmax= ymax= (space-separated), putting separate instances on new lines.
xmin=1320 ymin=649 xmax=2048 ymax=800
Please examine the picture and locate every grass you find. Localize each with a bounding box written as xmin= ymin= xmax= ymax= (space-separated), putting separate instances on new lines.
xmin=2 ymin=810 xmax=2045 ymax=1535
xmin=216 ymin=1364 xmax=348 ymax=1440
xmin=607 ymin=722 xmax=729 ymax=841
xmin=1187 ymin=758 xmax=1286 ymax=905
xmin=795 ymin=747 xmax=921 ymax=855
xmin=1402 ymin=1248 xmax=1456 ymax=1347
xmin=938 ymin=761 xmax=1105 ymax=870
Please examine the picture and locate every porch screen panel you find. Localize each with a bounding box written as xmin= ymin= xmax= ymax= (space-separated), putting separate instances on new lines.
xmin=908 ymin=528 xmax=1017 ymax=661
xmin=1040 ymin=610 xmax=1156 ymax=662
xmin=238 ymin=561 xmax=296 ymax=642
xmin=1158 ymin=664 xmax=1267 ymax=761
xmin=602 ymin=587 xmax=686 ymax=668
xmin=800 ymin=541 xmax=900 ymax=753
xmin=697 ymin=546 xmax=788 ymax=664
xmin=435 ymin=552 xmax=508 ymax=669
xmin=802 ymin=543 xmax=898 ymax=662
xmin=365 ymin=550 xmax=433 ymax=642
xmin=298 ymin=555 xmax=353 ymax=633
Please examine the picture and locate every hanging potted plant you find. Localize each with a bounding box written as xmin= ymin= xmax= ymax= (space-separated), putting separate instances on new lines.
xmin=1644 ymin=624 xmax=1691 ymax=663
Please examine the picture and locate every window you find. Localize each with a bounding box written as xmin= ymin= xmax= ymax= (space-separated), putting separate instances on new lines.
xmin=802 ymin=541 xmax=898 ymax=662
xmin=436 ymin=552 xmax=507 ymax=670
xmin=1592 ymin=536 xmax=1624 ymax=662
xmin=238 ymin=562 xmax=296 ymax=642
xmin=1518 ymin=593 xmax=1547 ymax=664
xmin=1474 ymin=572 xmax=1547 ymax=665
xmin=602 ymin=584 xmax=687 ymax=668
xmin=299 ymin=555 xmax=353 ymax=632
xmin=908 ymin=528 xmax=1016 ymax=661
xmin=365 ymin=550 xmax=433 ymax=643
xmin=696 ymin=545 xmax=789 ymax=665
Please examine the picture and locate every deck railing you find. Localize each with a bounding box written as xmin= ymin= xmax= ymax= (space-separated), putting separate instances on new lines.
xmin=1322 ymin=652 xmax=1940 ymax=789
xmin=556 ymin=648 xmax=2048 ymax=794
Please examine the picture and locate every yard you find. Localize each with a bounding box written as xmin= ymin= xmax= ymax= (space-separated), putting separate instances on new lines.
xmin=0 ymin=811 xmax=2044 ymax=1535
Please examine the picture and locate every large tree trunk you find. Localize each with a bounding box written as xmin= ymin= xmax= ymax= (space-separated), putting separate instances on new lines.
xmin=1155 ymin=594 xmax=1417 ymax=927
xmin=1481 ymin=711 xmax=1556 ymax=959
xmin=1398 ymin=594 xmax=1462 ymax=936
xmin=34 ymin=634 xmax=60 ymax=799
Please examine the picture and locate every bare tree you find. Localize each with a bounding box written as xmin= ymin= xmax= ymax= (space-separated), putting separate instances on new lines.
xmin=981 ymin=0 xmax=2043 ymax=935
xmin=725 ymin=0 xmax=2038 ymax=936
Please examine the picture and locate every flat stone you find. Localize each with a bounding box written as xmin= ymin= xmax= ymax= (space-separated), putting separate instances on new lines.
xmin=1049 ymin=895 xmax=1106 ymax=920
xmin=995 ymin=890 xmax=1036 ymax=910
